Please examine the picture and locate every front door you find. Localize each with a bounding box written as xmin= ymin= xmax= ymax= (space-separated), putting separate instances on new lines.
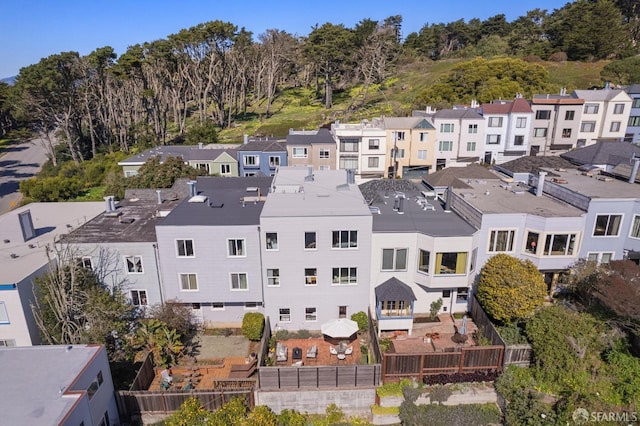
xmin=484 ymin=152 xmax=492 ymax=164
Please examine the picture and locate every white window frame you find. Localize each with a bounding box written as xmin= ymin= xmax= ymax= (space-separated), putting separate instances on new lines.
xmin=488 ymin=229 xmax=517 ymax=253
xmin=269 ymin=155 xmax=281 ymax=167
xmin=230 ymin=272 xmax=249 ymax=291
xmin=468 ymin=124 xmax=478 ymax=134
xmin=535 ymin=110 xmax=551 ymax=120
xmin=587 ymin=252 xmax=613 ymax=264
xmin=292 ymin=147 xmax=308 ymax=158
xmin=417 ymin=150 xmax=427 ymax=160
xmin=395 ymin=131 xmax=406 ymax=141
xmin=227 ymin=238 xmax=246 ymax=257
xmin=541 ymin=233 xmax=578 ymax=256
xmin=332 ymin=267 xmax=357 ymax=285
xmin=179 ymin=273 xmax=198 ymax=291
xmin=176 ymin=239 xmax=195 ymax=257
xmin=220 ymin=163 xmax=231 ymax=175
xmin=614 ymin=103 xmax=625 ymax=114
xmin=610 ymin=121 xmax=621 ymax=132
xmin=244 ymin=155 xmax=259 ymax=166
xmin=305 ymin=307 xmax=317 ymax=322
xmin=265 ymin=232 xmax=278 ymax=250
xmin=514 ymin=135 xmax=524 ymax=146
xmin=267 ymin=269 xmax=280 ymax=286
xmin=565 ymin=110 xmax=575 ymax=120
xmin=125 ymin=255 xmax=144 ymax=274
xmin=305 ymin=268 xmax=317 ymax=285
xmin=381 ymin=248 xmax=408 ymax=271
xmin=593 ymin=214 xmax=622 ymax=237
xmin=279 ymin=308 xmax=291 ymax=322
xmin=466 ymin=141 xmax=476 ymax=151
xmin=368 ymin=157 xmax=380 ymax=168
xmin=580 ymin=121 xmax=596 ymax=132
xmin=440 ymin=123 xmax=454 ymax=133
xmin=584 ymin=103 xmax=599 ymax=114
xmin=516 ymin=117 xmax=527 ymax=128
xmin=131 ymin=290 xmax=148 ymax=306
xmin=487 ymin=134 xmax=501 ymax=144
xmin=244 ymin=302 xmax=259 ymax=310
xmin=319 ymin=149 xmax=330 ymax=158
xmin=438 ymin=140 xmax=453 ymax=151
xmin=418 ymin=249 xmax=430 ymax=274
xmin=332 ymin=230 xmax=358 ymax=249
xmin=419 ymin=132 xmax=428 ymax=142
xmin=304 ymin=232 xmax=317 ymax=250
xmin=533 ymin=128 xmax=547 ymax=137
xmin=80 ymin=256 xmax=93 ymax=269
xmin=195 ymin=163 xmax=210 ymax=174
xmin=211 ymin=302 xmax=225 ymax=311
xmin=488 ymin=117 xmax=503 ymax=127
xmin=0 ymin=302 xmax=9 ymax=324
xmin=368 ymin=139 xmax=380 ymax=149
xmin=629 ymin=215 xmax=640 ymax=239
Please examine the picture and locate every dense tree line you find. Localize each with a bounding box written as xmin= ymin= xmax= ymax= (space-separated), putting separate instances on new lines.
xmin=2 ymin=0 xmax=640 ymax=164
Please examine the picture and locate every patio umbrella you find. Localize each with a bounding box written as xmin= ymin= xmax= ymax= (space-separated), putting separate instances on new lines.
xmin=460 ymin=315 xmax=468 ymax=335
xmin=321 ymin=318 xmax=359 ymax=338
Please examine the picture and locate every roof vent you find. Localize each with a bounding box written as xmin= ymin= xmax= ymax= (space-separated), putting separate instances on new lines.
xmin=3 ymin=239 xmax=9 ymax=244
xmin=18 ymin=210 xmax=36 ymax=242
xmin=369 ymin=206 xmax=381 ymax=214
xmin=209 ymin=202 xmax=224 ymax=208
xmin=28 ymin=244 xmax=36 ymax=249
xmin=188 ymin=195 xmax=208 ymax=203
xmin=596 ymin=176 xmax=613 ymax=182
xmin=119 ymin=218 xmax=135 ymax=224
xmin=10 ymin=253 xmax=18 ymax=259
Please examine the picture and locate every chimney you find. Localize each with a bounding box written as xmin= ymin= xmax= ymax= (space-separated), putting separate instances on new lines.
xmin=198 ymin=142 xmax=203 ymax=150
xmin=346 ymin=169 xmax=356 ymax=184
xmin=393 ymin=197 xmax=400 ymax=211
xmin=187 ymin=180 xmax=197 ymax=197
xmin=156 ymin=190 xmax=162 ymax=205
xmin=243 ymin=134 xmax=249 ymax=145
xmin=397 ymin=196 xmax=405 ymax=214
xmin=536 ymin=171 xmax=547 ymax=196
xmin=444 ymin=186 xmax=452 ymax=212
xmin=104 ymin=196 xmax=115 ymax=213
xmin=630 ymin=157 xmax=640 ymax=183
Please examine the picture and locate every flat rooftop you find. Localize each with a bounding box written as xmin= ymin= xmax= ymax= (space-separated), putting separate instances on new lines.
xmin=160 ymin=176 xmax=273 ymax=226
xmin=453 ymin=179 xmax=584 ymax=217
xmin=0 ymin=345 xmax=101 ymax=426
xmin=542 ymin=167 xmax=640 ymax=199
xmin=261 ymin=168 xmax=371 ymax=218
xmin=361 ymin=179 xmax=477 ymax=237
xmin=0 ymin=202 xmax=104 ymax=285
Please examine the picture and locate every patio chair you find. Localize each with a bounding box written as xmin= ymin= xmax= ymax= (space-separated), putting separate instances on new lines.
xmin=306 ymin=345 xmax=317 ymax=358
xmin=160 ymin=369 xmax=173 ymax=383
xmin=276 ymin=342 xmax=288 ymax=362
xmin=330 ymin=346 xmax=338 ymax=355
xmin=344 ymin=346 xmax=353 ymax=355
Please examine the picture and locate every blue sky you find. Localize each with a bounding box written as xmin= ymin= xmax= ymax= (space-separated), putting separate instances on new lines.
xmin=1 ymin=0 xmax=570 ymax=78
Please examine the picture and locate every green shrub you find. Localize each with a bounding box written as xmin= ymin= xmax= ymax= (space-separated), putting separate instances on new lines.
xmin=379 ymin=337 xmax=392 ymax=353
xmin=350 ymin=311 xmax=368 ymax=333
xmin=377 ymin=378 xmax=413 ymax=397
xmin=399 ymin=401 xmax=501 ymax=426
xmin=430 ymin=298 xmax=443 ymax=319
xmin=277 ymin=409 xmax=306 ymax=426
xmin=275 ymin=329 xmax=289 ymax=340
xmin=496 ymin=322 xmax=528 ymax=345
xmin=295 ymin=329 xmax=310 ymax=339
xmin=241 ymin=312 xmax=265 ymax=341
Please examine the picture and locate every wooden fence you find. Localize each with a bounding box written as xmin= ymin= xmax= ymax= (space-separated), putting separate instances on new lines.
xmin=116 ymin=386 xmax=254 ymax=417
xmin=258 ymin=316 xmax=272 ymax=366
xmin=258 ymin=365 xmax=381 ymax=390
xmin=381 ymin=346 xmax=504 ymax=382
xmin=470 ymin=295 xmax=532 ymax=368
xmin=129 ymin=352 xmax=155 ymax=391
xmin=368 ymin=308 xmax=382 ymax=364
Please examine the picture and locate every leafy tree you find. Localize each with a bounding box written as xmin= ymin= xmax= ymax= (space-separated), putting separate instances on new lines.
xmin=476 ymin=254 xmax=547 ymax=324
xmin=241 ymin=312 xmax=265 ymax=341
xmin=31 ymin=244 xmax=136 ymax=360
xmin=211 ymin=397 xmax=249 ymax=425
xmin=146 ymin=300 xmax=197 ymax=339
xmin=350 ymin=311 xmax=369 ymax=333
xmin=277 ymin=409 xmax=306 ymax=426
xmin=414 ymin=57 xmax=553 ymax=108
xmin=601 ymin=56 xmax=640 ymax=85
xmin=507 ymin=9 xmax=552 ymax=58
xmin=430 ymin=298 xmax=443 ymax=319
xmin=184 ymin=121 xmax=219 ymax=145
xmin=165 ymin=397 xmax=215 ymax=426
xmin=245 ymin=405 xmax=278 ymax=426
xmin=304 ymin=23 xmax=356 ymax=108
xmin=128 ymin=156 xmax=207 ymax=190
xmin=131 ymin=318 xmax=185 ymax=367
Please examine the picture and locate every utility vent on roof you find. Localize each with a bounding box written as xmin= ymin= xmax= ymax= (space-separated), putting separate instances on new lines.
xmin=209 ymin=202 xmax=224 ymax=208
xmin=188 ymin=195 xmax=208 ymax=203
xmin=551 ymin=178 xmax=568 ymax=184
xmin=336 ymin=183 xmax=349 ymax=191
xmin=596 ymin=176 xmax=613 ymax=182
xmin=512 ymin=189 xmax=525 ymax=195
xmin=156 ymin=210 xmax=171 ymax=217
xmin=119 ymin=218 xmax=135 ymax=224
xmin=317 ymin=194 xmax=330 ymax=197
xmin=369 ymin=206 xmax=381 ymax=214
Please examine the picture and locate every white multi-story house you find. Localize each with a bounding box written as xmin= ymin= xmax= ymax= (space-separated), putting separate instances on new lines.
xmin=431 ymin=108 xmax=485 ymax=169
xmin=480 ymin=98 xmax=533 ymax=165
xmin=260 ymin=167 xmax=372 ymax=330
xmin=331 ymin=119 xmax=388 ymax=180
xmin=360 ymin=180 xmax=478 ymax=335
xmin=572 ymin=88 xmax=632 ymax=147
xmin=155 ymin=177 xmax=273 ymax=326
xmin=0 ymin=202 xmax=104 ymax=347
xmin=1 ymin=344 xmax=119 ymax=425
xmin=529 ymin=92 xmax=584 ymax=155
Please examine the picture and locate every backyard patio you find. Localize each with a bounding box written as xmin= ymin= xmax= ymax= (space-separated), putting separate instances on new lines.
xmin=390 ymin=314 xmax=479 ymax=353
xmin=270 ymin=336 xmax=364 ymax=366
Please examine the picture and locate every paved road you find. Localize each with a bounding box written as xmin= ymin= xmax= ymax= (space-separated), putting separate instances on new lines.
xmin=0 ymin=138 xmax=50 ymax=214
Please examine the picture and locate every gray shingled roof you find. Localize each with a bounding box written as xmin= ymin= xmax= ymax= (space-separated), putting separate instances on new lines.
xmin=375 ymin=277 xmax=417 ymax=301
xmin=237 ymin=141 xmax=287 ymax=152
xmin=497 ymin=156 xmax=576 ymax=176
xmin=572 ymin=89 xmax=628 ymax=101
xmin=286 ymin=128 xmax=335 ymax=145
xmin=432 ymin=109 xmax=483 ymax=120
xmin=422 ymin=164 xmax=497 ymax=189
xmin=625 ymin=84 xmax=640 ymax=95
xmin=560 ymin=141 xmax=640 ymax=167
xmin=119 ymin=145 xmax=239 ymax=164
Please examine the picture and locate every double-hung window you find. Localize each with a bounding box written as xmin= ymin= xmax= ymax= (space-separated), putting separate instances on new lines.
xmin=488 ymin=117 xmax=503 ymax=127
xmin=125 ymin=256 xmax=143 ymax=273
xmin=228 ymin=239 xmax=245 ymax=256
xmin=267 ymin=269 xmax=280 ymax=286
xmin=382 ymin=248 xmax=408 ymax=271
xmin=180 ymin=274 xmax=198 ymax=291
xmin=265 ymin=233 xmax=278 ymax=250
xmin=244 ymin=155 xmax=259 ymax=166
xmin=292 ymin=148 xmax=308 ymax=158
xmin=488 ymin=230 xmax=516 ymax=252
xmin=131 ymin=290 xmax=148 ymax=306
xmin=332 ymin=267 xmax=357 ymax=284
xmin=230 ymin=273 xmax=248 ymax=290
xmin=305 ymin=268 xmax=317 ymax=285
xmin=176 ymin=239 xmax=194 ymax=257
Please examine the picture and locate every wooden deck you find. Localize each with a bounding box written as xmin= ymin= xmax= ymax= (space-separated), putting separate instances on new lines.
xmin=148 ymin=357 xmax=252 ymax=391
xmin=273 ymin=337 xmax=363 ymax=366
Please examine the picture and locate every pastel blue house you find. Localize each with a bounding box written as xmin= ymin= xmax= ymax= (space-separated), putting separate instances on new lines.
xmin=237 ymin=139 xmax=287 ymax=177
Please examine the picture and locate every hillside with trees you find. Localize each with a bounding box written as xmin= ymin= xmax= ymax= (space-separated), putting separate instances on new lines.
xmin=1 ymin=0 xmax=639 ymax=201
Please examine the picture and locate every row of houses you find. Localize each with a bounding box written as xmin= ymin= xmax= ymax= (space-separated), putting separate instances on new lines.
xmin=4 ymin=141 xmax=640 ymax=349
xmin=119 ymin=86 xmax=640 ymax=181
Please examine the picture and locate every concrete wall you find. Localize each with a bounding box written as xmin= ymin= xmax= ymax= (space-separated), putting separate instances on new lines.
xmin=255 ymin=388 xmax=376 ymax=416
